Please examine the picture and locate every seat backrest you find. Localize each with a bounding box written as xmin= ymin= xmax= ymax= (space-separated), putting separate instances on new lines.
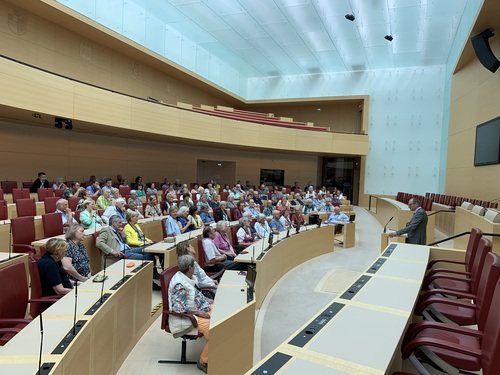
xmin=16 ymin=198 xmax=37 ymax=217
xmin=231 ymin=225 xmax=240 ymax=245
xmin=220 ymin=191 xmax=229 ymax=201
xmin=12 ymin=188 xmax=30 ymax=203
xmin=0 ymin=188 xmax=3 ymax=200
xmin=197 ymin=235 xmax=207 ymax=267
xmin=28 ymin=253 xmax=44 ymax=318
xmin=53 ymin=189 xmax=65 ymax=198
xmin=229 ymin=207 xmax=237 ymax=221
xmin=37 ymin=188 xmax=53 ymax=202
xmin=119 ymin=186 xmax=131 ymax=197
xmin=481 ymin=279 xmax=500 ymax=375
xmin=470 ymin=237 xmax=492 ymax=294
xmin=11 ymin=216 xmax=36 ymax=253
xmin=1 ymin=181 xmax=17 ymax=194
xmin=0 ymin=200 xmax=7 ymax=220
xmin=42 ymin=212 xmax=64 ymax=238
xmin=68 ymin=197 xmax=80 ymax=212
xmin=44 ymin=196 xmax=60 ymax=214
xmin=212 ymin=207 xmax=220 ymax=219
xmin=160 ymin=265 xmax=180 ymax=331
xmin=22 ymin=182 xmax=32 ymax=189
xmin=0 ymin=262 xmax=29 ymax=319
xmin=465 ymin=228 xmax=483 ymax=273
xmin=475 ymin=251 xmax=500 ymax=331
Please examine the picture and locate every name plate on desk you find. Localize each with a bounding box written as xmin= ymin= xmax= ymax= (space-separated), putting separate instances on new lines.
xmin=250 ymin=352 xmax=292 ymax=375
xmin=381 ymin=243 xmax=398 ymax=257
xmin=288 ymin=302 xmax=344 ymax=347
xmin=51 ymin=320 xmax=87 ymax=354
xmin=366 ymin=258 xmax=386 ymax=274
xmin=339 ymin=275 xmax=371 ymax=300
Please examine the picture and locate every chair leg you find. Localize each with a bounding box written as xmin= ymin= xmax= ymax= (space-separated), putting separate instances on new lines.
xmin=158 ymin=339 xmax=197 ymax=365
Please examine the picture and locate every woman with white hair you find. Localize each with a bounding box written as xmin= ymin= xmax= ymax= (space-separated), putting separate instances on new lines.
xmin=213 ymin=221 xmax=237 ymax=259
xmin=79 ymin=199 xmax=103 ymax=229
xmin=236 ymin=217 xmax=255 ymax=249
xmin=254 ymin=214 xmax=271 ymax=238
xmin=177 ymin=206 xmax=192 ymax=233
xmin=302 ymin=199 xmax=317 ymax=214
xmin=52 ymin=177 xmax=67 ymax=191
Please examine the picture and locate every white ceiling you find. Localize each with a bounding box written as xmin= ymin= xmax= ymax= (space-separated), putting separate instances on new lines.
xmin=57 ymin=0 xmax=472 ymax=78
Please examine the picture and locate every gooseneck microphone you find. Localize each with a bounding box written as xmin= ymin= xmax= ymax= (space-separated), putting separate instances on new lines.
xmin=100 ymin=252 xmax=108 ymax=304
xmin=72 ymin=280 xmax=78 ymax=336
xmin=383 ymin=216 xmax=394 ymax=233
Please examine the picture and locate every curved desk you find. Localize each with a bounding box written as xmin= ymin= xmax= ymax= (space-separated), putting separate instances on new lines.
xmin=236 ymin=225 xmax=334 ymax=309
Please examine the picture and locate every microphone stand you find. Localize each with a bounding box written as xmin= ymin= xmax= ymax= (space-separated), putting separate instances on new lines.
xmin=100 ymin=253 xmax=107 ymax=304
xmin=38 ymin=311 xmax=44 ymax=374
xmin=72 ymin=280 xmax=78 ymax=336
xmin=383 ymin=216 xmax=394 ymax=233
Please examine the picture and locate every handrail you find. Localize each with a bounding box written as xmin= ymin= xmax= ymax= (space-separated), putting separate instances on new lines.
xmin=427 ymin=209 xmax=455 ymax=217
xmin=427 ymin=231 xmax=500 ymax=246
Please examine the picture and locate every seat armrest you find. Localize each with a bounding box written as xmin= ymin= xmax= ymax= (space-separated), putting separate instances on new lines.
xmin=425 ymin=268 xmax=471 ymax=278
xmin=426 ymin=259 xmax=466 ymax=270
xmin=402 ymin=336 xmax=481 ymax=359
xmin=161 ymin=309 xmax=198 ymax=330
xmin=415 ymin=296 xmax=476 ymax=316
xmin=0 ymin=318 xmax=31 ymax=326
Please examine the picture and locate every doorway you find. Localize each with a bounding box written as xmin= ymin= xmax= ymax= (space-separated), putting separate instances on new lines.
xmin=196 ymin=160 xmax=236 ymax=187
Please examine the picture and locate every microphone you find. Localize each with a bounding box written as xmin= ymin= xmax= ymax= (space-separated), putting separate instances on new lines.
xmin=383 ymin=216 xmax=394 ymax=233
xmin=261 ymin=234 xmax=265 ymax=253
xmin=8 ymin=218 xmax=12 ymax=259
xmin=38 ymin=311 xmax=44 ymax=374
xmin=100 ymin=253 xmax=108 ymax=304
xmin=72 ymin=279 xmax=78 ymax=336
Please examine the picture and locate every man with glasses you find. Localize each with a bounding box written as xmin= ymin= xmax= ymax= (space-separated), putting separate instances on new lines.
xmin=389 ymin=198 xmax=428 ymax=245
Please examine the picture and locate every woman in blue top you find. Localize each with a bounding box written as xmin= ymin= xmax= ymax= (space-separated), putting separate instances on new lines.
xmin=177 ymin=206 xmax=192 ymax=233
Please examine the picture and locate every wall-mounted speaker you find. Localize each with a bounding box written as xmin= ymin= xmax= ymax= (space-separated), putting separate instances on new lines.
xmin=471 ymin=29 xmax=500 ymax=73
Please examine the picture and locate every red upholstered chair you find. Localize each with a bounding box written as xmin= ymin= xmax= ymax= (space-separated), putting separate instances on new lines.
xmin=416 ymin=251 xmax=500 ymax=327
xmin=27 ymin=253 xmax=62 ymax=319
xmin=44 ymin=196 xmax=60 ymax=214
xmin=0 ymin=181 xmax=17 ymax=194
xmin=0 ymin=200 xmax=7 ymax=220
xmin=401 ymin=278 xmax=500 ymax=375
xmin=220 ymin=191 xmax=229 ymax=201
xmin=41 ymin=212 xmax=64 ymax=238
xmin=0 ymin=188 xmax=3 ymax=200
xmin=0 ymin=262 xmax=31 ymax=345
xmin=54 ymin=189 xmax=65 ymax=198
xmin=68 ymin=197 xmax=80 ymax=212
xmin=196 ymin=235 xmax=225 ymax=280
xmin=119 ymin=186 xmax=131 ymax=197
xmin=212 ymin=207 xmax=219 ymax=220
xmin=426 ymin=228 xmax=482 ymax=273
xmin=158 ymin=265 xmax=201 ymax=365
xmin=15 ymin=198 xmax=37 ymax=217
xmin=11 ymin=216 xmax=36 ymax=254
xmin=423 ymin=236 xmax=491 ymax=295
xmin=74 ymin=210 xmax=81 ymax=223
xmin=22 ymin=182 xmax=32 ymax=189
xmin=37 ymin=188 xmax=53 ymax=202
xmin=12 ymin=188 xmax=30 ymax=204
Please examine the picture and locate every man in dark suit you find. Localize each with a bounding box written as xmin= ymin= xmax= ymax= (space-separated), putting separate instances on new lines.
xmin=389 ymin=198 xmax=428 ymax=245
xmin=30 ymin=171 xmax=50 ymax=192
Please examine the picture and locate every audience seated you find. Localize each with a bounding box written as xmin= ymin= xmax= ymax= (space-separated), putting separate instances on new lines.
xmin=200 ymin=206 xmax=215 ymax=226
xmin=179 ymin=193 xmax=193 ymax=209
xmin=290 ymin=206 xmax=306 ymax=228
xmin=144 ymin=195 xmax=162 ymax=218
xmin=187 ymin=206 xmax=203 ymax=230
xmin=55 ymin=198 xmax=77 ymax=229
xmin=62 ymin=224 xmax=92 ymax=282
xmin=126 ymin=200 xmax=144 ymax=219
xmin=63 ymin=181 xmax=84 ymax=199
xmin=254 ymin=214 xmax=271 ymax=238
xmin=215 ymin=202 xmax=229 ymax=222
xmin=165 ymin=206 xmax=181 ymax=237
xmin=226 ymin=195 xmax=236 ymax=208
xmin=147 ymin=182 xmax=158 ymax=195
xmin=177 ymin=207 xmax=192 ymax=233
xmin=269 ymin=210 xmax=286 ymax=233
xmin=279 ymin=209 xmax=292 ymax=230
xmin=79 ymin=199 xmax=103 ymax=229
xmin=202 ymin=227 xmax=245 ymax=271
xmin=38 ymin=238 xmax=73 ymax=296
xmin=168 ymin=254 xmax=212 ymax=372
xmin=102 ymin=198 xmax=127 ymax=224
xmin=176 ymin=240 xmax=217 ymax=290
xmin=30 ymin=171 xmax=50 ymax=193
xmin=101 ymin=178 xmax=113 ymax=193
xmin=237 ymin=217 xmax=256 ymax=247
xmin=123 ymin=212 xmax=156 ymax=263
xmin=76 ymin=189 xmax=91 ymax=211
xmin=302 ymin=199 xmax=317 ymax=214
xmin=213 ymin=221 xmax=237 ymax=260
xmin=52 ymin=177 xmax=67 ymax=191
xmin=86 ymin=179 xmax=102 ymax=198
xmin=243 ymin=199 xmax=260 ymax=218
xmin=129 ymin=190 xmax=143 ymax=207
xmin=96 ymin=188 xmax=113 ymax=209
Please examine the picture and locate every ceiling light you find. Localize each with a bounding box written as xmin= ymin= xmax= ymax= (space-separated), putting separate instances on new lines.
xmin=384 ymin=35 xmax=394 ymax=42
xmin=345 ymin=14 xmax=355 ymax=21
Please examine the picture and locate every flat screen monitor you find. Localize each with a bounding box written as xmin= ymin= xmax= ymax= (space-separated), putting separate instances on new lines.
xmin=474 ymin=116 xmax=500 ymax=166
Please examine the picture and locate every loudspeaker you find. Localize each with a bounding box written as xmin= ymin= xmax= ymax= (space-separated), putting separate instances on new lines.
xmin=471 ymin=29 xmax=500 ymax=73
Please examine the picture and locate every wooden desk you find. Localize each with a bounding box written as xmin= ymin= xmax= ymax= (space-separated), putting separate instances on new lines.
xmin=246 ymin=243 xmax=430 ymax=374
xmin=454 ymin=206 xmax=500 ymax=254
xmin=209 ymin=270 xmax=255 ymax=375
xmin=0 ymin=259 xmax=152 ymax=375
xmin=235 ymin=225 xmax=334 ymax=309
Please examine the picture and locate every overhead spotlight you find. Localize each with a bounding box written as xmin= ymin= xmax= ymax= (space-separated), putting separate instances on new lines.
xmin=64 ymin=119 xmax=73 ymax=130
xmin=345 ymin=14 xmax=355 ymax=21
xmin=384 ymin=35 xmax=394 ymax=42
xmin=54 ymin=117 xmax=63 ymax=128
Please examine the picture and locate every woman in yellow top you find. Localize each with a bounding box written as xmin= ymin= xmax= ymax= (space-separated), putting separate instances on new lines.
xmin=124 ymin=211 xmax=154 ymax=248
